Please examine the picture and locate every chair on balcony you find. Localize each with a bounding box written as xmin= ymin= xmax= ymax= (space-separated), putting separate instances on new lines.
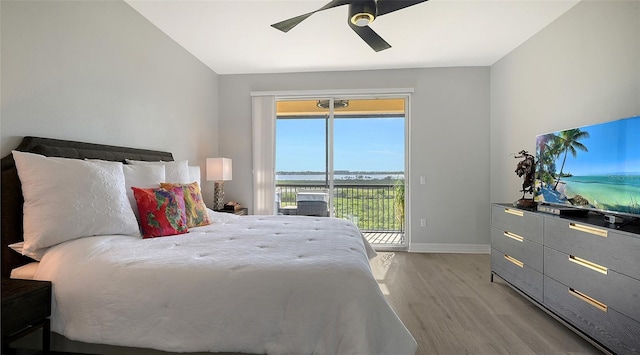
xmin=296 ymin=191 xmax=329 ymax=217
xmin=276 ymin=189 xmax=299 ymax=215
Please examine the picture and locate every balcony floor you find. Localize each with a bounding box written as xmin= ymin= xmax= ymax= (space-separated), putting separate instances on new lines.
xmin=362 ymin=231 xmax=404 ymax=245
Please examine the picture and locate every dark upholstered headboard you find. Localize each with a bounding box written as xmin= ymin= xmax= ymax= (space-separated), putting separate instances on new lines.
xmin=1 ymin=136 xmax=174 ymax=277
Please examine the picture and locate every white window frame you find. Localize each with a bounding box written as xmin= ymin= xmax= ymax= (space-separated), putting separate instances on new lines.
xmin=251 ymin=88 xmax=413 ymax=249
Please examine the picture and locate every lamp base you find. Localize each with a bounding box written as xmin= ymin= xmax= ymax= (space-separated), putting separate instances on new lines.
xmin=213 ymin=181 xmax=225 ymax=211
xmin=514 ymin=198 xmax=536 ymax=209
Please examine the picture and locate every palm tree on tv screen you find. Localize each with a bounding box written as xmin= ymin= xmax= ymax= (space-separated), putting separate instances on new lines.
xmin=553 ymin=128 xmax=590 ymax=190
xmin=537 ymin=134 xmax=560 ymax=187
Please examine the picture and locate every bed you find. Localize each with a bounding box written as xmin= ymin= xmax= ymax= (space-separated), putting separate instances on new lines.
xmin=1 ymin=137 xmax=417 ymax=355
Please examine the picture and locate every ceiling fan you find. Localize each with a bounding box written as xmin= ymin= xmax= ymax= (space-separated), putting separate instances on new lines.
xmin=271 ymin=0 xmax=428 ymax=52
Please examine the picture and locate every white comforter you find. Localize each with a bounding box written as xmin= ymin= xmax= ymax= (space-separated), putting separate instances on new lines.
xmin=34 ymin=212 xmax=417 ymax=354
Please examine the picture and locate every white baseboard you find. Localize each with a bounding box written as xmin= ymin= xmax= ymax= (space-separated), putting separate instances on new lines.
xmin=409 ymin=243 xmax=490 ymax=254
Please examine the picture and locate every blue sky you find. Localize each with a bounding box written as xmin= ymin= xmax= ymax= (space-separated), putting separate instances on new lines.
xmin=276 ymin=116 xmax=405 ymax=172
xmin=549 ymin=115 xmax=640 ymax=176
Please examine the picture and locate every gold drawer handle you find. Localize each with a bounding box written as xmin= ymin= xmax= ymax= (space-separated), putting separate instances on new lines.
xmin=504 ymin=254 xmax=524 ymax=268
xmin=569 ymin=223 xmax=608 ymax=238
xmin=504 ymin=231 xmax=524 ymax=242
xmin=569 ymin=288 xmax=608 ymax=312
xmin=568 ymin=255 xmax=608 ymax=275
xmin=504 ymin=208 xmax=524 ymax=217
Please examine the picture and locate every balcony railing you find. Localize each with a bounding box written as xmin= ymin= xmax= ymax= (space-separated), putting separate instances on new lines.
xmin=276 ymin=183 xmax=405 ymax=234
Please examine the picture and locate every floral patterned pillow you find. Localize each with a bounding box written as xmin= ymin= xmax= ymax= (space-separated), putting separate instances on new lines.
xmin=160 ymin=182 xmax=211 ymax=228
xmin=132 ymin=186 xmax=188 ymax=238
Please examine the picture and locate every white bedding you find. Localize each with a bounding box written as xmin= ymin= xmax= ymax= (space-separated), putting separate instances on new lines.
xmin=10 ymin=261 xmax=39 ymax=279
xmin=34 ymin=211 xmax=417 ymax=354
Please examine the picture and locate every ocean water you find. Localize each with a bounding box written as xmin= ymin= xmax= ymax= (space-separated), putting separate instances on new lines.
xmin=561 ymin=175 xmax=640 ymax=211
xmin=277 ymin=173 xmax=404 ymax=181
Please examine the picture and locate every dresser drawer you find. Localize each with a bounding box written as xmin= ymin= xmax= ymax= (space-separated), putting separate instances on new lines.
xmin=491 ymin=227 xmax=543 ymax=272
xmin=544 ymin=276 xmax=640 ymax=355
xmin=544 ymin=217 xmax=640 ymax=280
xmin=544 ymin=246 xmax=640 ymax=323
xmin=491 ymin=249 xmax=543 ymax=302
xmin=491 ymin=205 xmax=543 ymax=244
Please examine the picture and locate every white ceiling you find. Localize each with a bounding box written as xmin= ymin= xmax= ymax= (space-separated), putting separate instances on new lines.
xmin=125 ymin=0 xmax=580 ymax=75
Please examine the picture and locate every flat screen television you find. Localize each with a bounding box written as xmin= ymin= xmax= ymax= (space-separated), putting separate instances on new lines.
xmin=534 ymin=115 xmax=640 ymax=217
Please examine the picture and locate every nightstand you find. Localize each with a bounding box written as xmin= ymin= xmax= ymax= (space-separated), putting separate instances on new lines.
xmin=1 ymin=278 xmax=52 ymax=354
xmin=215 ymin=207 xmax=248 ymax=215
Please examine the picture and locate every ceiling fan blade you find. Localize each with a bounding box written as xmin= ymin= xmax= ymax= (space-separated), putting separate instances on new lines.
xmin=271 ymin=0 xmax=352 ymax=33
xmin=271 ymin=13 xmax=314 ymax=33
xmin=348 ymin=21 xmax=391 ymax=52
xmin=376 ymin=0 xmax=428 ymax=16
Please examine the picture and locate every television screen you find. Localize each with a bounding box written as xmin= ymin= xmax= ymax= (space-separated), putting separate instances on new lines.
xmin=534 ymin=115 xmax=640 ymax=217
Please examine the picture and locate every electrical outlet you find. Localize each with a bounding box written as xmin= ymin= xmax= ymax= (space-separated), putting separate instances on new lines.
xmin=420 ymin=218 xmax=426 ymax=227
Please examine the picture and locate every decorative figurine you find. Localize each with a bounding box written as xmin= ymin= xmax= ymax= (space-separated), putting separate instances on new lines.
xmin=514 ymin=150 xmax=537 ymax=208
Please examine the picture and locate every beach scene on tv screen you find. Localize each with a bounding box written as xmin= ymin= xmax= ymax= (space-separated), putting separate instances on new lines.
xmin=534 ymin=115 xmax=640 ymax=215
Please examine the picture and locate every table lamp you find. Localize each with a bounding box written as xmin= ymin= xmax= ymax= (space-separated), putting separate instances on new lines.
xmin=206 ymin=158 xmax=232 ymax=210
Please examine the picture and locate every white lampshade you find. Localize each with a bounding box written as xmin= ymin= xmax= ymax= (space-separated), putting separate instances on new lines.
xmin=206 ymin=158 xmax=232 ymax=181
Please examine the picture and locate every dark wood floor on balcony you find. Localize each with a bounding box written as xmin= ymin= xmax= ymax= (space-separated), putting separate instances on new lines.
xmin=363 ymin=231 xmax=404 ymax=245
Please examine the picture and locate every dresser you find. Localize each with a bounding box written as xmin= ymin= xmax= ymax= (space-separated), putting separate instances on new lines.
xmin=491 ymin=203 xmax=640 ymax=355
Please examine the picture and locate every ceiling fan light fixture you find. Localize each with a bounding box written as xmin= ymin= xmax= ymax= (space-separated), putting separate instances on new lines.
xmin=351 ymin=13 xmax=374 ymax=27
xmin=349 ymin=1 xmax=376 ymax=27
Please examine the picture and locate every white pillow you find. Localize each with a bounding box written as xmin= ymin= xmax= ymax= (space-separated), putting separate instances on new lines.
xmin=207 ymin=208 xmax=241 ymax=224
xmin=12 ymin=151 xmax=140 ymax=258
xmin=8 ymin=241 xmax=47 ymax=261
xmin=123 ymin=164 xmax=166 ymax=219
xmin=126 ymin=159 xmax=190 ymax=183
xmin=188 ymin=165 xmax=201 ymax=186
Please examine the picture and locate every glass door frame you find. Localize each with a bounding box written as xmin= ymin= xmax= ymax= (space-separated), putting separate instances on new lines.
xmin=274 ymin=90 xmax=412 ymax=250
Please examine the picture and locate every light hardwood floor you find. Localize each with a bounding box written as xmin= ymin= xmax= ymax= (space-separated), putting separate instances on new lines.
xmin=370 ymin=252 xmax=602 ymax=355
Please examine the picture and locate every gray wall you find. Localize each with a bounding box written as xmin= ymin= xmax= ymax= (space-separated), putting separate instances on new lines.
xmin=490 ymin=0 xmax=640 ymax=204
xmin=5 ymin=0 xmax=632 ymax=252
xmin=219 ymin=68 xmax=491 ymax=250
xmin=1 ymin=0 xmax=219 ymax=200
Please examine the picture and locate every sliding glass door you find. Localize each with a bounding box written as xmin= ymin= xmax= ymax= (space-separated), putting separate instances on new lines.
xmin=275 ymin=97 xmax=407 ymax=249
xmin=275 ymin=99 xmax=330 ymax=216
xmin=333 ymin=98 xmax=406 ymax=247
